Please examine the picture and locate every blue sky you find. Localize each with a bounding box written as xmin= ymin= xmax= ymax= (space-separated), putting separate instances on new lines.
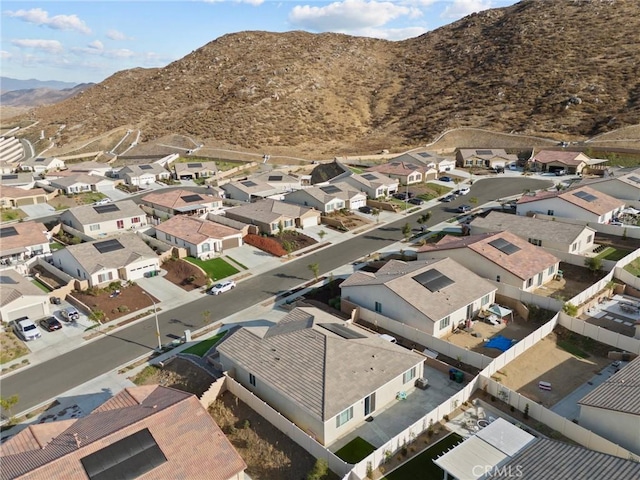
xmin=1 ymin=1 xmax=518 ymax=84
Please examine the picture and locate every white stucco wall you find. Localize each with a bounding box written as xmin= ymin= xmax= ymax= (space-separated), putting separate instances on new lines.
xmin=516 ymin=197 xmax=623 ymax=223
xmin=0 ymin=295 xmax=49 ymax=322
xmin=579 ymin=406 xmax=640 ymax=455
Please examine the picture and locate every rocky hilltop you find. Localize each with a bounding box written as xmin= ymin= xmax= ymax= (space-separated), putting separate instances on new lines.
xmin=22 ymin=0 xmax=640 ymax=156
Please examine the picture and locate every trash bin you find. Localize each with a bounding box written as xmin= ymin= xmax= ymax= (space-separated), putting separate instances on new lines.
xmin=455 ymin=371 xmax=464 ymax=383
xmin=449 ymin=368 xmax=458 ymax=381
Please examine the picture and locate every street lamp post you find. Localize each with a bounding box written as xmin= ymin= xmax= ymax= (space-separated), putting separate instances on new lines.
xmin=142 ymin=291 xmax=162 ymax=351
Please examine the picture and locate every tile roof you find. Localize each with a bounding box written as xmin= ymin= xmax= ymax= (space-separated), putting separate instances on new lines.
xmin=174 ymin=161 xmax=218 ymax=174
xmin=0 ymin=221 xmax=49 ymax=255
xmin=0 ymin=385 xmax=246 ymax=480
xmin=0 ymin=187 xmax=48 ymax=200
xmin=533 ymin=149 xmax=589 ymax=165
xmin=49 ymin=173 xmax=112 ymax=188
xmin=61 ymin=200 xmax=144 ymax=226
xmin=225 ymin=198 xmax=318 ymax=224
xmin=341 ymin=258 xmax=496 ymax=322
xmin=517 ymin=186 xmax=624 ymax=215
xmin=217 ymin=307 xmax=423 ymax=420
xmin=55 ymin=233 xmax=157 ymax=274
xmin=285 ymin=183 xmax=362 ymax=204
xmin=21 ymin=157 xmax=62 ymax=168
xmin=141 ymin=189 xmax=222 ymax=210
xmin=118 ymin=164 xmax=168 ymax=176
xmin=155 ymin=215 xmax=241 ymax=244
xmin=469 ymin=211 xmax=594 ymax=245
xmin=0 ymin=268 xmax=47 ymax=307
xmin=368 ymin=161 xmax=427 ymax=176
xmin=342 ymin=171 xmax=397 ymax=189
xmin=0 ymin=173 xmax=35 ymax=185
xmin=578 ymin=355 xmax=640 ymax=415
xmin=457 ymin=148 xmax=517 ymax=160
xmin=486 ymin=438 xmax=640 ymax=479
xmin=418 ymin=231 xmax=559 ymax=280
xmin=222 ymin=178 xmax=277 ymax=195
xmin=391 ymin=151 xmax=450 ymax=165
xmin=250 ymin=171 xmax=301 ymax=184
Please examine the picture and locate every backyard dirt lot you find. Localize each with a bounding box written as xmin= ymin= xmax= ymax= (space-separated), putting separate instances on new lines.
xmin=492 ymin=331 xmax=611 ymax=407
xmin=161 ymin=258 xmax=208 ymax=291
xmin=72 ymin=284 xmax=157 ymax=322
xmin=534 ymin=262 xmax=608 ymax=300
xmin=446 ymin=320 xmax=537 ymax=358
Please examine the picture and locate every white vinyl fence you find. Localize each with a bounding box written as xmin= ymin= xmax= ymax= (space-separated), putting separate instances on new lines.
xmin=557 ymin=312 xmax=640 ymax=354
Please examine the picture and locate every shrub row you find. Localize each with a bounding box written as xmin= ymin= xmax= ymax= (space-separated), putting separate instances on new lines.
xmin=244 ymin=234 xmax=287 ymax=257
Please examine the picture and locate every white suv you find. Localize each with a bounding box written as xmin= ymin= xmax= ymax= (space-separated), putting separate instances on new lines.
xmin=455 ymin=186 xmax=471 ymax=195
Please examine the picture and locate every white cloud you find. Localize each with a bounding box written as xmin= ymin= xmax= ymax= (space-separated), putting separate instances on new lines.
xmin=104 ymin=49 xmax=136 ymax=59
xmin=106 ymin=29 xmax=132 ymax=41
xmin=5 ymin=8 xmax=91 ymax=34
xmin=11 ymin=39 xmax=64 ymax=54
xmin=441 ymin=0 xmax=492 ymax=19
xmin=289 ymin=0 xmax=412 ymax=31
xmin=88 ymin=40 xmax=104 ymax=51
xmin=357 ymin=25 xmax=427 ymax=40
xmin=0 ymin=50 xmax=12 ymax=59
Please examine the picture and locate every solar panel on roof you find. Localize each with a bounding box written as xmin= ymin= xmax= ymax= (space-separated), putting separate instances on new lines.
xmin=93 ymin=239 xmax=124 ymax=254
xmin=0 ymin=226 xmax=18 ymax=238
xmin=241 ymin=180 xmax=257 ymax=187
xmin=476 ymin=149 xmax=493 ymax=155
xmin=489 ymin=238 xmax=521 ymax=255
xmin=0 ymin=275 xmax=17 ymax=284
xmin=139 ymin=164 xmax=153 ymax=170
xmin=318 ymin=323 xmax=366 ymax=339
xmin=572 ymin=191 xmax=597 ymax=202
xmin=180 ymin=194 xmax=203 ymax=203
xmin=628 ymin=176 xmax=640 ymax=184
xmin=320 ymin=185 xmax=340 ymax=194
xmin=186 ymin=163 xmax=202 ymax=168
xmin=361 ymin=173 xmax=377 ymax=180
xmin=93 ymin=204 xmax=120 ymax=214
xmin=268 ymin=175 xmax=283 ymax=181
xmin=1 ymin=175 xmax=18 ymax=180
xmin=413 ymin=269 xmax=454 ymax=292
xmin=35 ymin=158 xmax=45 ymax=162
xmin=418 ymin=152 xmax=431 ymax=158
xmin=81 ymin=428 xmax=167 ymax=480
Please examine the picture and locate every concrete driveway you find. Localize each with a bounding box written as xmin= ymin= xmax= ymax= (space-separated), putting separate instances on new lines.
xmin=102 ymin=188 xmax=130 ymax=202
xmin=20 ymin=203 xmax=55 ymax=219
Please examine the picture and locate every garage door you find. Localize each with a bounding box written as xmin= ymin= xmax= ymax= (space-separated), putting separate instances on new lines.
xmin=4 ymin=303 xmax=47 ymax=322
xmin=350 ymin=199 xmax=366 ymax=210
xmin=300 ymin=216 xmax=319 ymax=229
xmin=16 ymin=198 xmax=37 ymax=206
xmin=222 ymin=237 xmax=242 ymax=250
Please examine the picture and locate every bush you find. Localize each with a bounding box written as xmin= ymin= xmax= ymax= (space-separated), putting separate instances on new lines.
xmin=307 ymin=458 xmax=329 ymax=480
xmin=117 ymin=305 xmax=130 ymax=313
xmin=244 ymin=233 xmax=287 ymax=257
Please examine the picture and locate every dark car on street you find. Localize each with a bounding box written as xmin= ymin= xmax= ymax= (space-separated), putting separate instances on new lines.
xmin=40 ymin=316 xmax=63 ymax=332
xmin=393 ymin=192 xmax=408 ymax=200
xmin=440 ymin=194 xmax=456 ymax=202
xmin=439 ymin=176 xmax=453 ymax=182
xmin=408 ymin=197 xmax=424 ymax=205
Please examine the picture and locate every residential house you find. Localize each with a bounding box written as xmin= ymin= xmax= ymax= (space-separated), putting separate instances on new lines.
xmin=155 ymin=215 xmax=242 ymax=258
xmin=516 ymin=186 xmax=625 ymax=224
xmin=48 ymin=173 xmax=115 ymax=195
xmin=417 ymin=231 xmax=560 ymax=292
xmin=341 ymin=258 xmax=496 ymax=337
xmin=0 ymin=221 xmax=50 ymax=264
xmin=0 ymin=173 xmax=35 ymax=189
xmin=224 ymin=198 xmax=320 ymax=233
xmin=220 ymin=179 xmax=279 ymax=202
xmin=578 ymin=356 xmax=640 ymax=455
xmin=336 ymin=171 xmax=398 ymax=199
xmin=0 ymin=186 xmax=49 ymax=207
xmin=19 ymin=156 xmax=65 ymax=174
xmin=174 ymin=161 xmax=218 ymax=180
xmin=140 ymin=189 xmax=223 ymax=219
xmin=51 ymin=234 xmax=159 ymax=286
xmin=579 ymin=168 xmax=640 ymax=203
xmin=390 ymin=151 xmax=456 ymax=173
xmin=117 ymin=164 xmax=171 ymax=186
xmin=367 ymin=161 xmax=437 ymax=184
xmin=283 ymin=183 xmax=366 ymax=213
xmin=0 ymin=385 xmax=246 ymax=480
xmin=434 ymin=417 xmax=640 ymax=480
xmin=250 ymin=170 xmax=304 ymax=191
xmin=456 ymin=149 xmax=518 ymax=169
xmin=57 ymin=161 xmax=113 ymax=177
xmin=531 ymin=150 xmax=594 ymax=175
xmin=217 ymin=306 xmax=425 ymax=446
xmin=60 ymin=200 xmax=147 ymax=237
xmin=469 ymin=211 xmax=596 ymax=254
xmin=0 ymin=268 xmax=50 ymax=322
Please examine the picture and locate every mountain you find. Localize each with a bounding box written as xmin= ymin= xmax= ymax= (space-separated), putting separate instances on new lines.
xmin=0 ymin=84 xmax=94 ymax=108
xmin=22 ymin=0 xmax=640 ymax=157
xmin=0 ymin=77 xmax=78 ymax=93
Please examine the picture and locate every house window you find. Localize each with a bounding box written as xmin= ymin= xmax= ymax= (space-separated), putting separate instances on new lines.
xmin=571 ymin=242 xmax=577 ymax=252
xmin=496 ymin=275 xmax=501 ymax=283
xmin=526 ymin=278 xmax=533 ymax=288
xmin=249 ymin=373 xmax=256 ymax=387
xmin=403 ymin=367 xmax=417 ymax=384
xmin=202 ymin=243 xmax=210 ymax=252
xmin=528 ymin=238 xmax=541 ymax=246
xmin=89 ymin=224 xmax=100 ymax=231
xmin=587 ymin=235 xmax=593 ymax=243
xmin=165 ymin=234 xmax=173 ymax=242
xmin=547 ymin=210 xmax=554 ymax=216
xmin=98 ymin=272 xmax=114 ymax=283
xmin=116 ymin=220 xmax=124 ymax=229
xmin=335 ymin=406 xmax=353 ymax=428
xmin=131 ymin=217 xmax=140 ymax=223
xmin=374 ymin=301 xmax=382 ymax=313
xmin=439 ymin=316 xmax=450 ymax=330
xmin=481 ymin=294 xmax=491 ymax=306
xmin=548 ymin=265 xmax=555 ymax=275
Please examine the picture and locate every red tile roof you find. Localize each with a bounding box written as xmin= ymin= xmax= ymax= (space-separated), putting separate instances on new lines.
xmin=533 ymin=150 xmax=589 ymax=166
xmin=517 ymin=186 xmax=623 ymax=215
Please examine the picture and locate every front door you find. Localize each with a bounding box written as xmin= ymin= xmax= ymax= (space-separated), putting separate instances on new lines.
xmin=364 ymin=393 xmax=376 ymax=416
xmin=466 ymin=303 xmax=473 ymax=319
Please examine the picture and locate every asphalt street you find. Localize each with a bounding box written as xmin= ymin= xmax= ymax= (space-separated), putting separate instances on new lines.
xmin=1 ymin=177 xmax=551 ymax=412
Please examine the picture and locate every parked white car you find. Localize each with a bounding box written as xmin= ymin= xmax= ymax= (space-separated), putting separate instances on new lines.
xmin=455 ymin=186 xmax=470 ymax=195
xmin=209 ymin=280 xmax=236 ymax=295
xmin=13 ymin=317 xmax=42 ymax=341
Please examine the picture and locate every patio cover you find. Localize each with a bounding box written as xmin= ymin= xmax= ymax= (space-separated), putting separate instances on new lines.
xmin=434 ymin=436 xmax=507 ymax=480
xmin=488 ymin=304 xmax=514 ymax=323
xmin=621 ymin=207 xmax=640 ymax=215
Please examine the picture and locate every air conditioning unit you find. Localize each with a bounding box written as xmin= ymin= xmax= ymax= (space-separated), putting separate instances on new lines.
xmin=415 ymin=378 xmax=429 ymax=390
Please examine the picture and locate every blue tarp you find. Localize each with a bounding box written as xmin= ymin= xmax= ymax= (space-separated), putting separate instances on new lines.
xmin=485 ymin=335 xmax=514 ymax=352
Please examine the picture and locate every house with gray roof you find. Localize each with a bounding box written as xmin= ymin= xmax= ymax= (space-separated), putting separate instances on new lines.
xmin=456 ymin=149 xmax=518 ymax=169
xmin=173 ymin=161 xmax=217 ymax=180
xmin=335 ymin=171 xmax=398 ymax=199
xmin=51 ymin=233 xmax=159 ymax=286
xmin=283 ymin=182 xmax=366 ymax=213
xmin=418 ymin=231 xmax=560 ymax=292
xmin=48 ymin=173 xmax=115 ymax=195
xmin=61 ymin=200 xmax=147 ymax=237
xmin=390 ymin=151 xmax=455 ymax=173
xmin=250 ymin=170 xmax=304 ymax=191
xmin=141 ymin=189 xmax=223 ymax=219
xmin=224 ymin=198 xmax=320 ymax=233
xmin=578 ymin=356 xmax=640 ymax=455
xmin=19 ymin=156 xmax=65 ymax=174
xmin=117 ymin=163 xmax=170 ymax=186
xmin=469 ymin=211 xmax=596 ymax=254
xmin=579 ymin=167 xmax=640 ymax=203
xmin=367 ymin=161 xmax=437 ymax=185
xmin=0 ymin=268 xmax=50 ymax=323
xmin=341 ymin=258 xmax=497 ymax=337
xmin=217 ymin=306 xmax=425 ymax=446
xmin=220 ymin=178 xmax=280 ymax=202
xmin=0 ymin=172 xmax=36 ymax=188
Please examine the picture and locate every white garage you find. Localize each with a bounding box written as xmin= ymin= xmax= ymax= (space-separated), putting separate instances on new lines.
xmin=0 ymin=270 xmax=50 ymax=323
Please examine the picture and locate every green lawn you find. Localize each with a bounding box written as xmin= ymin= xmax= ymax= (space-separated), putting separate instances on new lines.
xmin=185 ymin=257 xmax=239 ymax=279
xmin=335 ymin=437 xmax=376 ymax=464
xmin=383 ymin=433 xmax=463 ymax=480
xmin=74 ymin=192 xmax=106 ymax=204
xmin=31 ymin=279 xmax=51 ymax=292
xmin=595 ymin=246 xmax=632 ymax=262
xmin=557 ymin=340 xmax=590 ymax=359
xmin=0 ymin=209 xmax=26 ymax=222
xmin=182 ymin=331 xmax=228 ymax=357
xmin=624 ymin=258 xmax=640 ymax=276
xmin=225 ymin=255 xmax=248 ymax=270
xmin=49 ymin=241 xmax=65 ymax=251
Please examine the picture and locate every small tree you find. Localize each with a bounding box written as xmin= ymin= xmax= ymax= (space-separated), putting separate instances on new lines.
xmin=307 ymin=458 xmax=329 ymax=480
xmin=308 ymin=262 xmax=320 ymax=282
xmin=0 ymin=394 xmax=19 ymax=420
xmin=563 ymin=302 xmax=578 ymax=317
xmin=524 ymin=403 xmax=530 ymax=419
xmin=373 ymin=208 xmax=381 ymax=224
xmin=202 ymin=310 xmax=211 ymax=325
xmin=318 ymin=229 xmax=327 ymax=241
xmin=417 ymin=211 xmax=432 ymax=225
xmin=584 ymin=257 xmax=602 ymax=275
xmin=89 ymin=309 xmax=105 ymax=323
xmin=555 ymin=183 xmax=564 ymax=192
xmin=402 ymin=222 xmax=412 ymax=240
xmin=469 ymin=197 xmax=479 ymax=206
xmin=282 ymin=240 xmax=295 ymax=257
xmin=277 ymin=220 xmax=284 ymax=237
